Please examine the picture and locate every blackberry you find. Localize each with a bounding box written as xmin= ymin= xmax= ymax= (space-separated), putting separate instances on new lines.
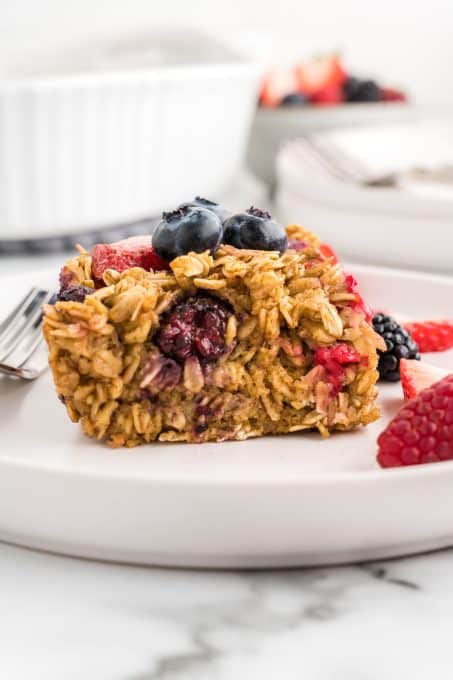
xmin=343 ymin=77 xmax=381 ymax=103
xmin=372 ymin=313 xmax=420 ymax=382
xmin=156 ymin=295 xmax=232 ymax=362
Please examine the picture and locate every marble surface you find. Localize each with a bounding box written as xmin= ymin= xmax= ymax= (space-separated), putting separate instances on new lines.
xmin=1 ymin=542 xmax=453 ymax=679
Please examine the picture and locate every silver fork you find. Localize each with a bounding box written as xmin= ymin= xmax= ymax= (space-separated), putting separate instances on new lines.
xmin=0 ymin=287 xmax=54 ymax=380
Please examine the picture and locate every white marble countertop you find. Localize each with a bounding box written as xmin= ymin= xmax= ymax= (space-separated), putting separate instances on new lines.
xmin=1 ymin=252 xmax=452 ymax=680
xmin=1 ymin=541 xmax=453 ymax=679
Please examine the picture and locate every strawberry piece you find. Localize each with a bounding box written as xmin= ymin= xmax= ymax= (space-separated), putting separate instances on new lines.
xmin=319 ymin=242 xmax=339 ymax=262
xmin=400 ymin=359 xmax=449 ymax=400
xmin=344 ymin=273 xmax=373 ymax=323
xmin=380 ymin=87 xmax=407 ymax=103
xmin=311 ymin=83 xmax=344 ymax=106
xmin=377 ymin=374 xmax=453 ymax=468
xmin=403 ymin=320 xmax=453 ymax=353
xmin=295 ymin=55 xmax=346 ymax=96
xmin=91 ymin=241 xmax=169 ymax=281
xmin=260 ymin=68 xmax=299 ymax=107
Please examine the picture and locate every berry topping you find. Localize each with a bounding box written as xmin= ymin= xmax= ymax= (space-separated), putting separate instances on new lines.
xmin=223 ymin=207 xmax=288 ymax=253
xmin=153 ymin=206 xmax=223 ymax=262
xmin=402 ymin=320 xmax=453 ymax=354
xmin=260 ymin=68 xmax=300 ymax=107
xmin=281 ymin=92 xmax=309 ymax=106
xmin=319 ymin=242 xmax=339 ymax=263
xmin=400 ymin=358 xmax=449 ymax=401
xmin=372 ymin=314 xmax=420 ymax=382
xmin=156 ymin=295 xmax=231 ymax=362
xmin=345 ymin=274 xmax=372 ymax=322
xmin=380 ymin=87 xmax=407 ymax=103
xmin=311 ymin=83 xmax=344 ymax=106
xmin=178 ymin=197 xmax=231 ymax=221
xmin=377 ymin=374 xmax=453 ymax=468
xmin=91 ymin=242 xmax=168 ymax=281
xmin=57 ymin=285 xmax=94 ymax=303
xmin=295 ymin=55 xmax=346 ymax=97
xmin=314 ymin=343 xmax=361 ymax=394
xmin=343 ymin=77 xmax=381 ymax=103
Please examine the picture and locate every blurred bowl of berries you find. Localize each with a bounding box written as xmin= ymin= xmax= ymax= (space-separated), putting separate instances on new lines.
xmin=247 ymin=54 xmax=413 ymax=186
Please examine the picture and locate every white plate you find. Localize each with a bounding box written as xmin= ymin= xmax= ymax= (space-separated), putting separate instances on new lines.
xmin=0 ymin=265 xmax=452 ymax=568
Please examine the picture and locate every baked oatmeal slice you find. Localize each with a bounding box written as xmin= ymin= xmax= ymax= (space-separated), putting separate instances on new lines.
xmin=43 ymin=219 xmax=384 ymax=447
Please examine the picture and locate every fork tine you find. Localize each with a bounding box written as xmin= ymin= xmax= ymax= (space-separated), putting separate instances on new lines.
xmin=0 ymin=361 xmax=40 ymax=380
xmin=0 ymin=287 xmax=41 ymax=335
xmin=2 ymin=291 xmax=54 ymax=368
xmin=0 ymin=289 xmax=48 ymax=362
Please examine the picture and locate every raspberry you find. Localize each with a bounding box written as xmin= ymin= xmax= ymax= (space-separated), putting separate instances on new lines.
xmin=403 ymin=320 xmax=453 ymax=353
xmin=156 ymin=296 xmax=231 ymax=362
xmin=377 ymin=374 xmax=453 ymax=467
xmin=91 ymin=243 xmax=168 ymax=282
xmin=314 ymin=343 xmax=361 ymax=393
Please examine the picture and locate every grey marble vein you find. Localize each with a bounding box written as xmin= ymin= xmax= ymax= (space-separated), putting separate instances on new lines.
xmin=1 ymin=543 xmax=453 ymax=680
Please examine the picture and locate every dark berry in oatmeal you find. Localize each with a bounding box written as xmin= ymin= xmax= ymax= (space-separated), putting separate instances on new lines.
xmin=156 ymin=295 xmax=231 ymax=362
xmin=223 ymin=207 xmax=287 ymax=253
xmin=153 ymin=206 xmax=223 ymax=262
xmin=57 ymin=285 xmax=94 ymax=303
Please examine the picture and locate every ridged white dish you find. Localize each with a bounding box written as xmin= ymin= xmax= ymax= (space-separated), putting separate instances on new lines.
xmin=0 ymin=32 xmax=260 ymax=239
xmin=0 ymin=264 xmax=453 ymax=567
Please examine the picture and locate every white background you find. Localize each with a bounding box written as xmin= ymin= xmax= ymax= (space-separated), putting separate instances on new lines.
xmin=3 ymin=0 xmax=453 ymax=105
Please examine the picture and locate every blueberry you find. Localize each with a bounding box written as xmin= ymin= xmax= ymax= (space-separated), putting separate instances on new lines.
xmin=223 ymin=207 xmax=287 ymax=253
xmin=281 ymin=92 xmax=309 ymax=106
xmin=153 ymin=206 xmax=223 ymax=262
xmin=178 ymin=196 xmax=231 ymax=222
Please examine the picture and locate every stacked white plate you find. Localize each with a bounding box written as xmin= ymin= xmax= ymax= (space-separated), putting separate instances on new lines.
xmin=275 ymin=117 xmax=453 ymax=274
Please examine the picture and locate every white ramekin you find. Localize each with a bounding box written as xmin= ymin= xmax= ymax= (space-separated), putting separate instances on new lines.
xmin=0 ymin=34 xmax=260 ymax=240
